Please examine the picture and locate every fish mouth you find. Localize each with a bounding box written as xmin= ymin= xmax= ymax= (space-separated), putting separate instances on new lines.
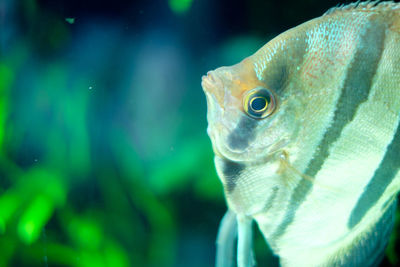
xmin=201 ymin=71 xmax=224 ymax=106
xmin=201 ymin=71 xmax=222 ymax=92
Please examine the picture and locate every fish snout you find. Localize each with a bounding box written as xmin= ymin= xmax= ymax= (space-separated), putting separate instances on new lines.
xmin=201 ymin=71 xmax=224 ymax=106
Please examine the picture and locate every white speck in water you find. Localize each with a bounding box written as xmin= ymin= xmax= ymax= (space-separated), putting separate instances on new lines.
xmin=296 ymin=66 xmax=300 ymax=71
xmin=89 ymin=86 xmax=93 ymax=90
xmin=34 ymin=159 xmax=38 ymax=162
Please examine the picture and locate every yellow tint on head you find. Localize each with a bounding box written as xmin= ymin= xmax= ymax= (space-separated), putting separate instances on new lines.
xmin=229 ymin=59 xmax=266 ymax=102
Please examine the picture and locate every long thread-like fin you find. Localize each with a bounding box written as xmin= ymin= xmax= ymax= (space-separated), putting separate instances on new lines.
xmin=216 ymin=210 xmax=237 ymax=267
xmin=237 ymin=215 xmax=255 ymax=267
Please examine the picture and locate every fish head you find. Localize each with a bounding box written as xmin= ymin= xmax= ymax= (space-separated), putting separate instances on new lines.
xmin=202 ymin=58 xmax=300 ymax=164
xmin=202 ymin=58 xmax=302 ymax=214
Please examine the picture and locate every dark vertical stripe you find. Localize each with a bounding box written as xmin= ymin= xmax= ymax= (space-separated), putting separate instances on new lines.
xmin=227 ymin=116 xmax=258 ymax=151
xmin=305 ymin=22 xmax=386 ymax=178
xmin=330 ymin=200 xmax=396 ymax=267
xmin=348 ymin=120 xmax=400 ymax=228
xmin=219 ymin=159 xmax=245 ymax=193
xmin=271 ymin=21 xmax=386 ymax=239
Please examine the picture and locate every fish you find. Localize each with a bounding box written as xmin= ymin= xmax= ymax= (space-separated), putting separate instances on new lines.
xmin=201 ymin=1 xmax=400 ymax=267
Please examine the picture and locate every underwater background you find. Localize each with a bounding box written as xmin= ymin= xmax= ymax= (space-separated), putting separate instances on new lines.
xmin=0 ymin=0 xmax=399 ymax=266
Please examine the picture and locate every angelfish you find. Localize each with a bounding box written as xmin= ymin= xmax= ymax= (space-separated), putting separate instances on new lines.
xmin=201 ymin=2 xmax=400 ymax=267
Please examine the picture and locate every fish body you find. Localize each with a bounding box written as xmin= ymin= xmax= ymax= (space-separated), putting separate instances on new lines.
xmin=202 ymin=2 xmax=400 ymax=267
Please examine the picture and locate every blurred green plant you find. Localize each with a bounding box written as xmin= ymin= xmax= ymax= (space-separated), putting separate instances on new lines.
xmin=168 ymin=0 xmax=193 ymax=15
xmin=0 ymin=4 xmax=222 ymax=265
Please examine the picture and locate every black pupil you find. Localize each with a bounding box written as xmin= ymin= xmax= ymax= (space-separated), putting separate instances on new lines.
xmin=251 ymin=97 xmax=267 ymax=111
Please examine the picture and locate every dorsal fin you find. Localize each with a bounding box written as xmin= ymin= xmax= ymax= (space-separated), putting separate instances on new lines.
xmin=324 ymin=1 xmax=399 ymax=16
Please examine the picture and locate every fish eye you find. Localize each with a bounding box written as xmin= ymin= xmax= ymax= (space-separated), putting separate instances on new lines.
xmin=243 ymin=87 xmax=276 ymax=119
